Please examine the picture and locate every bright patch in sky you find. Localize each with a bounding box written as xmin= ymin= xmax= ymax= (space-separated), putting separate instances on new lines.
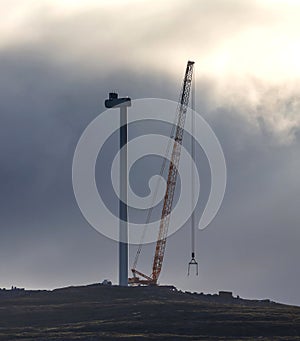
xmin=1 ymin=0 xmax=300 ymax=82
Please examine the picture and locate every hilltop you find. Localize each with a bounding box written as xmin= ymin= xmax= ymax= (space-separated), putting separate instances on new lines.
xmin=0 ymin=284 xmax=299 ymax=340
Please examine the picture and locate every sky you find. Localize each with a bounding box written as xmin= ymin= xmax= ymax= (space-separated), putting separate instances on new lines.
xmin=0 ymin=0 xmax=299 ymax=306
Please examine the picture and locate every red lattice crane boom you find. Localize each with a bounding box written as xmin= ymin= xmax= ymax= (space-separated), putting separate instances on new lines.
xmin=129 ymin=61 xmax=195 ymax=285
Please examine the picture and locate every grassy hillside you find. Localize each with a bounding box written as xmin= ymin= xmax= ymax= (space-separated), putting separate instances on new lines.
xmin=0 ymin=284 xmax=299 ymax=340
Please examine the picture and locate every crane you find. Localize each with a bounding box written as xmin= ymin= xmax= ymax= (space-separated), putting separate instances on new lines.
xmin=129 ymin=61 xmax=195 ymax=285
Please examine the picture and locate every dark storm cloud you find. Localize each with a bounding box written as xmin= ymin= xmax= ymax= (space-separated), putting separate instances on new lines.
xmin=0 ymin=44 xmax=186 ymax=289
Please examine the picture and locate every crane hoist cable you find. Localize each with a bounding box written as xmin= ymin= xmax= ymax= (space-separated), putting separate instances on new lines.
xmin=129 ymin=61 xmax=195 ymax=285
xmin=188 ymin=66 xmax=198 ymax=276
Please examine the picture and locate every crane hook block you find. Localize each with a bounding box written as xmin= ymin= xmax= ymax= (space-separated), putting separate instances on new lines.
xmin=188 ymin=253 xmax=199 ymax=276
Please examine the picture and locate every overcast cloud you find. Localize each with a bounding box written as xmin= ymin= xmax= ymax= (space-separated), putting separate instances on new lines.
xmin=0 ymin=0 xmax=299 ymax=305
